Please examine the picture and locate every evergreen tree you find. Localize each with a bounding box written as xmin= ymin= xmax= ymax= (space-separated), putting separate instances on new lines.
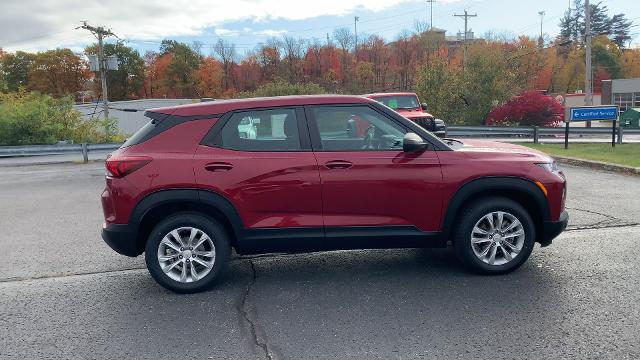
xmin=558 ymin=0 xmax=633 ymax=48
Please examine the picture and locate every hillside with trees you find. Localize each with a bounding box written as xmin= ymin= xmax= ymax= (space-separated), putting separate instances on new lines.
xmin=0 ymin=0 xmax=637 ymax=126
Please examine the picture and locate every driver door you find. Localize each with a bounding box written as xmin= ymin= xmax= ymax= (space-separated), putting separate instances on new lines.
xmin=305 ymin=104 xmax=443 ymax=234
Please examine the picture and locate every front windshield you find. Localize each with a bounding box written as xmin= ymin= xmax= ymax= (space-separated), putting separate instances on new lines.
xmin=371 ymin=95 xmax=420 ymax=110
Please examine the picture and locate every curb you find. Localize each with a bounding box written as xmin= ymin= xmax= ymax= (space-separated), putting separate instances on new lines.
xmin=554 ymin=155 xmax=640 ymax=176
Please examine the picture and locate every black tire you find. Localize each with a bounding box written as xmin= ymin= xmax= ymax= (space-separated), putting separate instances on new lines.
xmin=145 ymin=212 xmax=231 ymax=293
xmin=453 ymin=197 xmax=535 ymax=275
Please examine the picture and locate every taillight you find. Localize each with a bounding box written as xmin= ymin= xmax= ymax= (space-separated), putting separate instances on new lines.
xmin=106 ymin=156 xmax=152 ymax=178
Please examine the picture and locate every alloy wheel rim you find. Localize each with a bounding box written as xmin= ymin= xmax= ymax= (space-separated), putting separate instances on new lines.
xmin=470 ymin=211 xmax=525 ymax=266
xmin=157 ymin=226 xmax=216 ymax=283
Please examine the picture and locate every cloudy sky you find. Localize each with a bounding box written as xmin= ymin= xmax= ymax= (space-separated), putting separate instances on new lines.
xmin=1 ymin=0 xmax=639 ymax=54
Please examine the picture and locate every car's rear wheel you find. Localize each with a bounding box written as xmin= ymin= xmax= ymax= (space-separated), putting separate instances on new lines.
xmin=453 ymin=197 xmax=535 ymax=274
xmin=145 ymin=212 xmax=230 ymax=293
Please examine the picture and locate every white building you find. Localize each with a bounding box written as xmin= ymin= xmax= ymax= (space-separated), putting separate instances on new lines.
xmin=74 ymin=99 xmax=199 ymax=135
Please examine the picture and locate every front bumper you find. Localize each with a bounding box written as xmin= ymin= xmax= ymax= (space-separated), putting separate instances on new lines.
xmin=539 ymin=210 xmax=569 ymax=247
xmin=102 ymin=223 xmax=141 ymax=257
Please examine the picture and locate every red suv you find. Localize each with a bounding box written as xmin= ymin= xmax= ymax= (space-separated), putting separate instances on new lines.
xmin=365 ymin=92 xmax=446 ymax=137
xmin=101 ymin=95 xmax=568 ymax=293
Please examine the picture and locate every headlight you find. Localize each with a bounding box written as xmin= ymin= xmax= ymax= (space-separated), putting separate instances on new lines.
xmin=536 ymin=161 xmax=559 ymax=173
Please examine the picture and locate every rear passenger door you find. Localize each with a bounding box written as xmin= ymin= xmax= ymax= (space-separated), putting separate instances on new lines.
xmin=306 ymin=104 xmax=443 ymax=234
xmin=194 ymin=107 xmax=323 ymax=234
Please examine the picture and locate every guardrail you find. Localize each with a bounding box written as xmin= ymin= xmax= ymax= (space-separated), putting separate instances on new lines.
xmin=0 ymin=143 xmax=122 ymax=162
xmin=447 ymin=125 xmax=640 ymax=144
xmin=1 ymin=126 xmax=639 ymax=162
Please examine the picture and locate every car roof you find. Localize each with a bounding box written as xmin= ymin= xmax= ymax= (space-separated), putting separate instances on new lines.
xmin=148 ymin=94 xmax=374 ymax=116
xmin=364 ymin=92 xmax=418 ymax=98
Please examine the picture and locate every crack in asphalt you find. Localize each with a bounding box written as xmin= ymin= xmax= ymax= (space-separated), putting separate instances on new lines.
xmin=238 ymin=260 xmax=277 ymax=360
xmin=0 ymin=266 xmax=148 ymax=284
xmin=565 ymin=206 xmax=639 ymax=230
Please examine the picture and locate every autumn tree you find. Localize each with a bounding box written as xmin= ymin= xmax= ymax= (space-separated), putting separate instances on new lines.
xmin=143 ymin=51 xmax=174 ymax=98
xmin=85 ymin=41 xmax=145 ymax=100
xmin=623 ymin=49 xmax=640 ymax=78
xmin=195 ymin=57 xmax=224 ymax=98
xmin=28 ymin=49 xmax=90 ymax=99
xmin=333 ymin=27 xmax=354 ymax=86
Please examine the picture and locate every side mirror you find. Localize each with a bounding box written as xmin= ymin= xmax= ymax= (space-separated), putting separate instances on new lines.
xmin=403 ymin=133 xmax=428 ymax=152
xmin=421 ymin=103 xmax=429 ymax=111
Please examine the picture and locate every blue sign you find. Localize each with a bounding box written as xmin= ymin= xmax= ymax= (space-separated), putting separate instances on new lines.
xmin=569 ymin=106 xmax=618 ymax=121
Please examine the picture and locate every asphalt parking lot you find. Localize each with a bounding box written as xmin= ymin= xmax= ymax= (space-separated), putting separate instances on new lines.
xmin=1 ymin=162 xmax=639 ymax=359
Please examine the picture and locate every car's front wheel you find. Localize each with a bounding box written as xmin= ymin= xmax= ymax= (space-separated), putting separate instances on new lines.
xmin=145 ymin=212 xmax=230 ymax=293
xmin=453 ymin=197 xmax=535 ymax=274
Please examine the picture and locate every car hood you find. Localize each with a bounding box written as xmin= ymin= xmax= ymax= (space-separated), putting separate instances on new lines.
xmin=396 ymin=109 xmax=434 ymax=118
xmin=454 ymin=139 xmax=552 ymax=161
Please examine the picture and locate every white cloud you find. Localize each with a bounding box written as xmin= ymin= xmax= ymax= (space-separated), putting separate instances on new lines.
xmin=214 ymin=28 xmax=239 ymax=37
xmin=0 ymin=0 xmax=420 ymax=52
xmin=254 ymin=29 xmax=288 ymax=37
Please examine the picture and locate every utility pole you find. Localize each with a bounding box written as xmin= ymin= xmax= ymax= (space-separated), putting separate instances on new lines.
xmin=354 ymin=16 xmax=359 ymax=60
xmin=584 ymin=0 xmax=593 ymax=127
xmin=538 ymin=10 xmax=546 ymax=45
xmin=453 ymin=10 xmax=477 ymax=71
xmin=79 ymin=22 xmax=116 ymax=120
xmin=426 ymin=0 xmax=436 ymax=30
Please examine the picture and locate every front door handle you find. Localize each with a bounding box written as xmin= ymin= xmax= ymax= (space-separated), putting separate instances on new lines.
xmin=324 ymin=160 xmax=353 ymax=169
xmin=205 ymin=162 xmax=233 ymax=172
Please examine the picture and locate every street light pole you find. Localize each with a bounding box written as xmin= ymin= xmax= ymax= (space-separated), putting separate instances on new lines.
xmin=538 ymin=10 xmax=546 ymax=45
xmin=584 ymin=0 xmax=593 ymax=127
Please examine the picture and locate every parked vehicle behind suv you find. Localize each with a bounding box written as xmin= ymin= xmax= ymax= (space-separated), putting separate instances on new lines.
xmin=101 ymin=95 xmax=568 ymax=293
xmin=365 ymin=92 xmax=446 ymax=137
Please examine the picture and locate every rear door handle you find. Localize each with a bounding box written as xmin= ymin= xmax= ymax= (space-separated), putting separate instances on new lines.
xmin=205 ymin=162 xmax=233 ymax=172
xmin=324 ymin=160 xmax=353 ymax=169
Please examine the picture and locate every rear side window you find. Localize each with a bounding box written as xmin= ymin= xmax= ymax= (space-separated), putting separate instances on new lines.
xmin=121 ymin=111 xmax=171 ymax=148
xmin=121 ymin=111 xmax=219 ymax=148
xmin=219 ymin=108 xmax=301 ymax=151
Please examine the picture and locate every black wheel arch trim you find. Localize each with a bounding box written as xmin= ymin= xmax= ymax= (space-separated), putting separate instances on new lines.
xmin=128 ymin=188 xmax=245 ymax=245
xmin=440 ymin=176 xmax=551 ymax=241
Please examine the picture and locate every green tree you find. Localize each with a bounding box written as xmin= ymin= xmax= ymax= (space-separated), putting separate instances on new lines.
xmin=85 ymin=41 xmax=145 ymax=100
xmin=592 ymin=36 xmax=623 ymax=79
xmin=236 ymin=80 xmax=327 ymax=98
xmin=462 ymin=43 xmax=518 ymax=124
xmin=559 ymin=0 xmax=633 ymax=48
xmin=414 ymin=57 xmax=465 ymax=123
xmin=0 ymin=51 xmax=36 ymax=92
xmin=609 ymin=14 xmax=633 ymax=48
xmin=160 ymin=40 xmax=201 ymax=97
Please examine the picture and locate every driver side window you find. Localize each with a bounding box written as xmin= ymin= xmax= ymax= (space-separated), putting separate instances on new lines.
xmin=311 ymin=106 xmax=407 ymax=151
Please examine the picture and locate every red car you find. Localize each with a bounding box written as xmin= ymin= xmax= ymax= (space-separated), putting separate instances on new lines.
xmin=365 ymin=92 xmax=446 ymax=137
xmin=101 ymin=95 xmax=568 ymax=293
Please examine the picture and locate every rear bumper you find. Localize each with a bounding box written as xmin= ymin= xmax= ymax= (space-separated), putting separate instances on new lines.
xmin=101 ymin=223 xmax=140 ymax=257
xmin=539 ymin=210 xmax=569 ymax=247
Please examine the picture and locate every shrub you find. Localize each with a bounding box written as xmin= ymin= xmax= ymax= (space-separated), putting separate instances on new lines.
xmin=0 ymin=90 xmax=123 ymax=145
xmin=486 ymin=91 xmax=564 ymax=127
xmin=237 ymin=80 xmax=328 ymax=98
